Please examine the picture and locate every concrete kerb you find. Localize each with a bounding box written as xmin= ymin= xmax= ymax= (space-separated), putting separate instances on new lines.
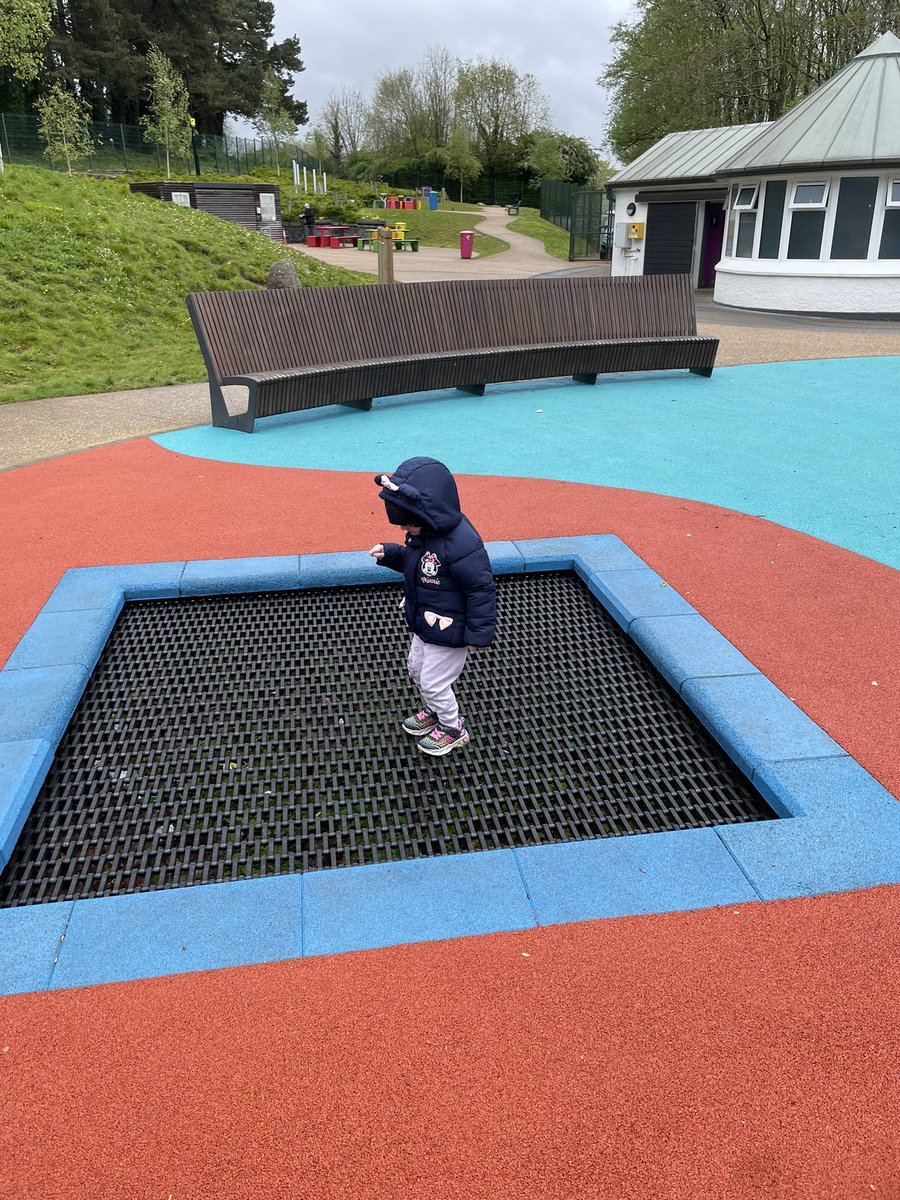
xmin=1 ymin=535 xmax=899 ymax=995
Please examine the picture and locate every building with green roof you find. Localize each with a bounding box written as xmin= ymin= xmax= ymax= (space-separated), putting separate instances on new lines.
xmin=608 ymin=32 xmax=900 ymax=315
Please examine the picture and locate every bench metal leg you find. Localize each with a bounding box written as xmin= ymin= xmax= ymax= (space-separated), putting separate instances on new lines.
xmin=339 ymin=397 xmax=373 ymax=411
xmin=573 ymin=373 xmax=597 ymax=385
xmin=690 ymin=366 xmax=714 ymax=378
xmin=457 ymin=384 xmax=486 ymax=396
xmin=209 ymin=380 xmax=256 ymax=432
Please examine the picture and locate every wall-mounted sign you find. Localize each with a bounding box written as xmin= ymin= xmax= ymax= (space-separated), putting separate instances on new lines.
xmin=259 ymin=193 xmax=277 ymax=222
xmin=171 ymin=191 xmax=191 ymax=207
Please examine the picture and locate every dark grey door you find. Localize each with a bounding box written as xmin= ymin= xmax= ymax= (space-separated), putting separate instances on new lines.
xmin=195 ymin=188 xmax=258 ymax=229
xmin=643 ymin=202 xmax=697 ymax=275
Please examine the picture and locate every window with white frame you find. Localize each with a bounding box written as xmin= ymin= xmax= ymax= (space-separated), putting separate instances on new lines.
xmin=729 ymin=182 xmax=759 ymax=257
xmin=790 ymin=181 xmax=829 ymax=208
xmin=732 ymin=183 xmax=759 ymax=210
xmin=880 ymin=178 xmax=900 ymax=258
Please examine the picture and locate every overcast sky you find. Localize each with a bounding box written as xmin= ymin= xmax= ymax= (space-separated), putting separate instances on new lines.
xmin=261 ymin=0 xmax=637 ymax=161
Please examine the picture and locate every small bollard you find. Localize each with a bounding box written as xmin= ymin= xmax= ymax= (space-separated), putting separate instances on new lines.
xmin=376 ymin=227 xmax=396 ymax=285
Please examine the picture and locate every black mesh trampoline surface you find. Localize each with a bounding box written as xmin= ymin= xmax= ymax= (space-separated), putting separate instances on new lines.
xmin=0 ymin=572 xmax=776 ymax=908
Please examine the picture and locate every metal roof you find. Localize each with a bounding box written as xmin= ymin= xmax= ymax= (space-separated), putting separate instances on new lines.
xmin=609 ymin=124 xmax=767 ymax=187
xmin=721 ymin=31 xmax=900 ymax=173
xmin=609 ymin=31 xmax=900 ymax=186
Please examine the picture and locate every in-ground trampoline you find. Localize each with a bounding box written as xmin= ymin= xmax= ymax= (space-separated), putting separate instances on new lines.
xmin=2 ymin=535 xmax=896 ymax=994
xmin=0 ymin=570 xmax=774 ymax=909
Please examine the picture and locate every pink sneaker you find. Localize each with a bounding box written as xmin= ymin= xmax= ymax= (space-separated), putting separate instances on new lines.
xmin=401 ymin=708 xmax=439 ymax=737
xmin=417 ymin=723 xmax=470 ymax=757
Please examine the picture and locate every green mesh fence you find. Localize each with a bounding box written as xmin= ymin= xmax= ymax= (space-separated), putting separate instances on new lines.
xmin=540 ymin=179 xmax=613 ymax=261
xmin=0 ymin=111 xmax=320 ymax=176
xmin=374 ymin=169 xmax=538 ymax=208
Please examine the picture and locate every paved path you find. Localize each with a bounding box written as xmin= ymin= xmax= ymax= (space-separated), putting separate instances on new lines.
xmin=293 ymin=204 xmax=584 ymax=281
xmin=2 ymin=205 xmax=899 ymax=470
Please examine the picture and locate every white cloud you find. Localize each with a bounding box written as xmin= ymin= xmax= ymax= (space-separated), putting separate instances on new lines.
xmin=268 ymin=0 xmax=636 ymax=156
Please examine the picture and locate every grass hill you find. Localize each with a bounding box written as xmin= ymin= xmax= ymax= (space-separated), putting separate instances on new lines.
xmin=0 ymin=167 xmax=370 ymax=404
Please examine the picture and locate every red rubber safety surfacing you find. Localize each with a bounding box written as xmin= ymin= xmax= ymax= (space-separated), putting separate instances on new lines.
xmin=2 ymin=438 xmax=900 ymax=1198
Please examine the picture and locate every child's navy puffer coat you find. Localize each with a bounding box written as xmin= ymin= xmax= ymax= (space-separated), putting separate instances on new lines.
xmin=375 ymin=457 xmax=496 ymax=648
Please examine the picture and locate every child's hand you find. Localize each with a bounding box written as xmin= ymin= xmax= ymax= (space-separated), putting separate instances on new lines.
xmin=369 ymin=543 xmax=385 ymax=560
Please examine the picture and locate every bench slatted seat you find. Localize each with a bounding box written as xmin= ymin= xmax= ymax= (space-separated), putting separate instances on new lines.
xmin=186 ymin=274 xmax=718 ymax=432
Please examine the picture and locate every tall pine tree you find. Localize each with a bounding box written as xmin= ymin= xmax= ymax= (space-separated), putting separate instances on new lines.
xmin=8 ymin=0 xmax=306 ymax=134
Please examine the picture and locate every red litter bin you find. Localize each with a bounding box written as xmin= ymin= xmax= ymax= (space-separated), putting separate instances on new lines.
xmin=459 ymin=230 xmax=474 ymax=259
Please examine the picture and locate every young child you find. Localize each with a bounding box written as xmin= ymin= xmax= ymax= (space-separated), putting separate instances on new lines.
xmin=368 ymin=456 xmax=496 ymax=757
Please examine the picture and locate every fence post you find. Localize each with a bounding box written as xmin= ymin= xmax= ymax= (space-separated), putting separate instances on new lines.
xmin=0 ymin=113 xmax=9 ymax=168
xmin=119 ymin=124 xmax=129 ymax=172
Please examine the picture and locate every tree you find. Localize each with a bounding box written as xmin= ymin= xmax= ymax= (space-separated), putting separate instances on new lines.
xmin=439 ymin=124 xmax=482 ymax=202
xmin=600 ymin=0 xmax=900 ymax=163
xmin=315 ymin=88 xmax=366 ymax=169
xmin=140 ymin=44 xmax=192 ymax=179
xmin=0 ymin=0 xmax=53 ymax=169
xmin=367 ymin=66 xmax=431 ymax=166
xmin=317 ymin=94 xmax=344 ymax=170
xmin=252 ymin=67 xmax=297 ymax=176
xmin=524 ymin=131 xmax=566 ymax=183
xmin=359 ymin=46 xmax=458 ymax=172
xmin=304 ymin=126 xmax=329 ymax=172
xmin=455 ymin=57 xmax=550 ymax=176
xmin=418 ymin=44 xmax=456 ymax=148
xmin=336 ymin=88 xmax=367 ymax=155
xmin=36 ymin=80 xmax=94 ymax=173
xmin=590 ymin=158 xmax=615 ymax=189
xmin=0 ymin=0 xmax=53 ymax=80
xmin=16 ymin=0 xmax=307 ymax=135
xmin=524 ymin=131 xmax=603 ymax=188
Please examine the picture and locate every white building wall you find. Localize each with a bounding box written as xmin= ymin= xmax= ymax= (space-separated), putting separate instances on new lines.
xmin=714 ymin=260 xmax=900 ymax=313
xmin=612 ymin=168 xmax=900 ymax=312
xmin=610 ymin=189 xmax=648 ymax=277
xmin=714 ymin=170 xmax=900 ymax=314
xmin=611 ymin=187 xmax=713 ymax=283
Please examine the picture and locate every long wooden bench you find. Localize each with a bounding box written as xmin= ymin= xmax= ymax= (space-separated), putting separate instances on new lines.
xmin=186 ymin=274 xmax=719 ymax=433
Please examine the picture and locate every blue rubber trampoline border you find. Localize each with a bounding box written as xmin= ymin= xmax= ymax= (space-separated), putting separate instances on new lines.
xmin=2 ymin=535 xmax=898 ymax=995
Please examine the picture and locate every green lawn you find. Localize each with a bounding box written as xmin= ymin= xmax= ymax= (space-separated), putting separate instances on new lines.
xmin=507 ymin=207 xmax=571 ymax=260
xmin=362 ymin=206 xmax=508 ymax=257
xmin=437 ymin=199 xmax=485 ymax=212
xmin=0 ymin=166 xmax=371 ymax=404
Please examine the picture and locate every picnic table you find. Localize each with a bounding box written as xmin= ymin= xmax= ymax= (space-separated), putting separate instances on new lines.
xmin=357 ymin=235 xmax=419 ymax=252
xmin=307 ymin=225 xmax=358 ymax=248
